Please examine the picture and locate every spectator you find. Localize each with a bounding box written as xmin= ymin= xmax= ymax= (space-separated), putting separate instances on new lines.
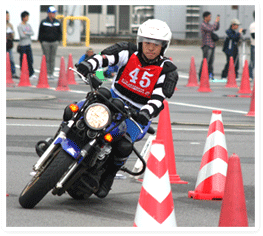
xmin=6 ymin=11 xmax=18 ymax=78
xmin=103 ymin=65 xmax=118 ymax=78
xmin=17 ymin=11 xmax=36 ymax=79
xmin=221 ymin=19 xmax=243 ymax=79
xmin=38 ymin=6 xmax=62 ymax=80
xmin=78 ymin=48 xmax=95 ymax=64
xmin=199 ymin=11 xmax=220 ymax=80
xmin=78 ymin=48 xmax=118 ymax=79
xmin=249 ymin=11 xmax=255 ymax=80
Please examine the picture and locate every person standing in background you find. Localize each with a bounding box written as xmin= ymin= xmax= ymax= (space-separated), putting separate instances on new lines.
xmin=199 ymin=11 xmax=220 ymax=81
xmin=78 ymin=48 xmax=95 ymax=64
xmin=6 ymin=11 xmax=19 ymax=79
xmin=221 ymin=19 xmax=243 ymax=79
xmin=17 ymin=11 xmax=36 ymax=79
xmin=249 ymin=11 xmax=255 ymax=80
xmin=38 ymin=6 xmax=62 ymax=80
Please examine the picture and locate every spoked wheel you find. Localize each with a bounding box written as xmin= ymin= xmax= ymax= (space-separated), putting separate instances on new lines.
xmin=19 ymin=150 xmax=75 ymax=209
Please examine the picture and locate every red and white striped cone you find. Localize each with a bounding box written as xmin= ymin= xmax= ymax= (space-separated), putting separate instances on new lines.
xmin=156 ymin=100 xmax=188 ymax=184
xmin=134 ymin=140 xmax=177 ymax=227
xmin=188 ymin=110 xmax=228 ymax=200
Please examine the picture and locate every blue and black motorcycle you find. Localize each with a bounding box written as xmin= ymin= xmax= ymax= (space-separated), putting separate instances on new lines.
xmin=19 ymin=68 xmax=153 ymax=209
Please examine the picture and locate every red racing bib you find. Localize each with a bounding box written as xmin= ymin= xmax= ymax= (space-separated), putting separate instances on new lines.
xmin=117 ymin=53 xmax=163 ymax=98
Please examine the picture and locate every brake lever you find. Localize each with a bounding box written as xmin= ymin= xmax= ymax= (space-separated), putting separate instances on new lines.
xmin=130 ymin=116 xmax=144 ymax=134
xmin=69 ymin=67 xmax=85 ymax=81
xmin=69 ymin=67 xmax=93 ymax=90
xmin=125 ymin=106 xmax=144 ymax=134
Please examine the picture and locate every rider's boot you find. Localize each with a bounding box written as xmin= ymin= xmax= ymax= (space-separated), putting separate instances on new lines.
xmin=95 ymin=156 xmax=127 ymax=198
xmin=95 ymin=135 xmax=133 ymax=198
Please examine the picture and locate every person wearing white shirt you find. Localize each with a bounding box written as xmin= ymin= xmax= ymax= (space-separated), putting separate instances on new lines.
xmin=17 ymin=11 xmax=36 ymax=79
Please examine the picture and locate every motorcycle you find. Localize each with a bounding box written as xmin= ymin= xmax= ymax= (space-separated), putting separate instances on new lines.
xmin=19 ymin=68 xmax=154 ymax=209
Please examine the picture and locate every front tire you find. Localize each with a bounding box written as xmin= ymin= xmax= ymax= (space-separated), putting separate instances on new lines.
xmin=19 ymin=150 xmax=75 ymax=209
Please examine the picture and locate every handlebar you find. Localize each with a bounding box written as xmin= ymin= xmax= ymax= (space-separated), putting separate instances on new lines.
xmin=69 ymin=67 xmax=144 ymax=134
xmin=129 ymin=116 xmax=144 ymax=134
xmin=69 ymin=67 xmax=88 ymax=84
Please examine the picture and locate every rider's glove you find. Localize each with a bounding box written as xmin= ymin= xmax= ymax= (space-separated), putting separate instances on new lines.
xmin=137 ymin=110 xmax=151 ymax=126
xmin=77 ymin=61 xmax=93 ymax=77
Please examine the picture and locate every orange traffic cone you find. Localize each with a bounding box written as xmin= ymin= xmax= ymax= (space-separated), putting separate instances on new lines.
xmin=198 ymin=58 xmax=212 ymax=92
xmin=67 ymin=54 xmax=78 ymax=85
xmin=134 ymin=140 xmax=177 ymax=227
xmin=6 ymin=52 xmax=15 ymax=87
xmin=188 ymin=110 xmax=228 ymax=200
xmin=37 ymin=55 xmax=49 ymax=88
xmin=56 ymin=57 xmax=69 ymax=91
xmin=225 ymin=57 xmax=238 ymax=88
xmin=156 ymin=100 xmax=188 ymax=184
xmin=246 ymin=80 xmax=255 ymax=117
xmin=238 ymin=60 xmax=252 ymax=94
xmin=186 ymin=56 xmax=198 ymax=87
xmin=18 ymin=53 xmax=31 ymax=87
xmin=219 ymin=153 xmax=248 ymax=227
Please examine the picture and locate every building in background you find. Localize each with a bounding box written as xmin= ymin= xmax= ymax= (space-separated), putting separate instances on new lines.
xmin=76 ymin=5 xmax=254 ymax=39
xmin=10 ymin=5 xmax=255 ymax=41
xmin=156 ymin=5 xmax=255 ymax=39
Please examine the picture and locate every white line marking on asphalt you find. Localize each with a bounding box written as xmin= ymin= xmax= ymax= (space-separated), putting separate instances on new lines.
xmin=172 ymin=127 xmax=254 ymax=132
xmin=173 ymin=127 xmax=254 ymax=132
xmin=168 ymin=101 xmax=247 ymax=114
xmin=50 ymin=87 xmax=248 ymax=114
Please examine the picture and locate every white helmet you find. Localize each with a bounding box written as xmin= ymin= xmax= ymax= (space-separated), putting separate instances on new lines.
xmin=137 ymin=19 xmax=172 ymax=56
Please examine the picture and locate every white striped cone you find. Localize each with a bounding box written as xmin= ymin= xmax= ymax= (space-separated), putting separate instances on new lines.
xmin=188 ymin=110 xmax=228 ymax=200
xmin=134 ymin=140 xmax=177 ymax=227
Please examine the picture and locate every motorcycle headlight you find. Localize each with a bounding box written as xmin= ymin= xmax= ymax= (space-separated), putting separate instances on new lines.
xmin=84 ymin=103 xmax=111 ymax=130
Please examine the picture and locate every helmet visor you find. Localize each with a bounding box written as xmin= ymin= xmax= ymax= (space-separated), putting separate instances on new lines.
xmin=137 ymin=36 xmax=168 ymax=47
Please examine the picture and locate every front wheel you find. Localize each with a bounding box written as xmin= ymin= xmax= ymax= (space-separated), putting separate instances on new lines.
xmin=19 ymin=150 xmax=75 ymax=209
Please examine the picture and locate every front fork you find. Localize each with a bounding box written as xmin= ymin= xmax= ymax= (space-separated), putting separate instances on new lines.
xmin=33 ymin=131 xmax=66 ymax=172
xmin=34 ymin=120 xmax=77 ymax=171
xmin=34 ymin=128 xmax=99 ymax=189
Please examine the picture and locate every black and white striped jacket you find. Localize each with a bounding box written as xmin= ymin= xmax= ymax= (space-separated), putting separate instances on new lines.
xmin=85 ymin=42 xmax=178 ymax=119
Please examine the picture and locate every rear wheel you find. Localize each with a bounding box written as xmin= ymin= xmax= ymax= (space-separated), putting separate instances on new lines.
xmin=19 ymin=150 xmax=75 ymax=209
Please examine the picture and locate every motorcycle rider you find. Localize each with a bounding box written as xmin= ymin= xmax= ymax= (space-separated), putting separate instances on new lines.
xmin=76 ymin=19 xmax=178 ymax=198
